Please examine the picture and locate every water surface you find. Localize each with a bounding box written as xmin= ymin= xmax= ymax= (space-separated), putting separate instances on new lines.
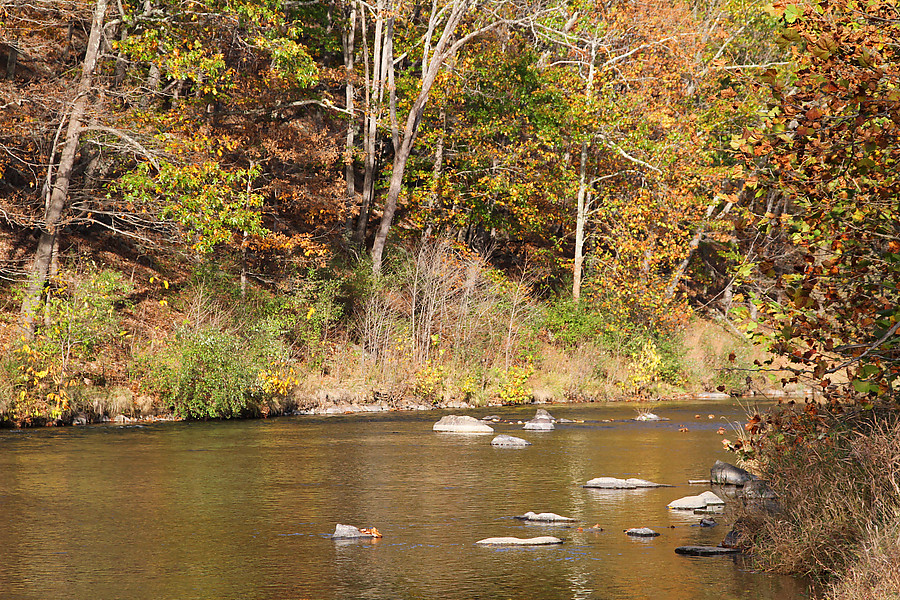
xmin=0 ymin=401 xmax=811 ymax=600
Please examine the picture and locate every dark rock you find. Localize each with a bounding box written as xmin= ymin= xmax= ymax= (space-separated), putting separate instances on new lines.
xmin=710 ymin=460 xmax=755 ymax=485
xmin=742 ymin=479 xmax=777 ymax=499
xmin=625 ymin=527 xmax=659 ymax=537
xmin=699 ymin=518 xmax=717 ymax=527
xmin=675 ymin=545 xmax=740 ymax=556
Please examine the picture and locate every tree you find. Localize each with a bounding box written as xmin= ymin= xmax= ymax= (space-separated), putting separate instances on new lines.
xmin=738 ymin=0 xmax=900 ymax=403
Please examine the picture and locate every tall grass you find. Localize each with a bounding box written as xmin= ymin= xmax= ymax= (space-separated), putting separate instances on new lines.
xmin=734 ymin=408 xmax=900 ymax=598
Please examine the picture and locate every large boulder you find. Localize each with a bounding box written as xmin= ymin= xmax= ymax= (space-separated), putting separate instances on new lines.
xmin=433 ymin=415 xmax=494 ymax=433
xmin=710 ymin=460 xmax=755 ymax=485
xmin=475 ymin=536 xmax=563 ymax=546
xmin=514 ymin=511 xmax=575 ymax=522
xmin=583 ymin=477 xmax=670 ymax=489
xmin=491 ymin=434 xmax=531 ymax=447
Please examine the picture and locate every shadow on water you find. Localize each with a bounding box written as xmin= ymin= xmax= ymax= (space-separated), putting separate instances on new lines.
xmin=0 ymin=401 xmax=815 ymax=600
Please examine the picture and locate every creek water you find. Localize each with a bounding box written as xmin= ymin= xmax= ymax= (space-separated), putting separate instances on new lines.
xmin=0 ymin=400 xmax=813 ymax=600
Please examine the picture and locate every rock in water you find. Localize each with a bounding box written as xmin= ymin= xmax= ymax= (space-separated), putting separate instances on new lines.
xmin=710 ymin=460 xmax=754 ymax=485
xmin=675 ymin=545 xmax=740 ymax=556
xmin=699 ymin=518 xmax=718 ymax=527
xmin=667 ymin=491 xmax=724 ymax=510
xmin=514 ymin=511 xmax=575 ymax=522
xmin=523 ymin=417 xmax=555 ymax=431
xmin=583 ymin=477 xmax=671 ymax=489
xmin=475 ymin=536 xmax=563 ymax=546
xmin=332 ymin=524 xmax=380 ymax=539
xmin=491 ymin=435 xmax=531 ymax=447
xmin=433 ymin=415 xmax=494 ymax=433
xmin=625 ymin=527 xmax=659 ymax=537
xmin=534 ymin=408 xmax=556 ymax=421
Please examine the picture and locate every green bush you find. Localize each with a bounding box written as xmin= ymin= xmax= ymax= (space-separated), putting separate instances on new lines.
xmin=541 ymin=299 xmax=604 ymax=347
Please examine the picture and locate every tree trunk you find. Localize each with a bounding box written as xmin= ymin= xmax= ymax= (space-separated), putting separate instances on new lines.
xmin=20 ymin=0 xmax=109 ymax=337
xmin=423 ymin=104 xmax=445 ymax=239
xmin=572 ymin=42 xmax=596 ymax=302
xmin=342 ymin=1 xmax=358 ymax=237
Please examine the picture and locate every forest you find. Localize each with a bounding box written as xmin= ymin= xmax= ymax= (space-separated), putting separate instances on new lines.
xmin=1 ymin=0 xmax=898 ymax=591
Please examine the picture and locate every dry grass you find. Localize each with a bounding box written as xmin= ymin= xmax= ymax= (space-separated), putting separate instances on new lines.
xmin=735 ymin=410 xmax=900 ymax=595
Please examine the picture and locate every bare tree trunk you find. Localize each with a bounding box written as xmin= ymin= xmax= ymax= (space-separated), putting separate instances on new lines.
xmin=371 ymin=0 xmax=486 ymax=273
xmin=354 ymin=0 xmax=391 ymax=245
xmin=572 ymin=42 xmax=596 ymax=302
xmin=20 ymin=0 xmax=109 ymax=337
xmin=424 ymin=104 xmax=445 ymax=239
xmin=342 ymin=1 xmax=358 ymax=236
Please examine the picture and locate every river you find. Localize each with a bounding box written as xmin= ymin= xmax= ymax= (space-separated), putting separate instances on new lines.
xmin=0 ymin=400 xmax=812 ymax=600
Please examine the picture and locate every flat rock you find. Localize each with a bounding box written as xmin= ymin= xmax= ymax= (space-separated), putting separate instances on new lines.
xmin=583 ymin=477 xmax=670 ymax=489
xmin=475 ymin=536 xmax=563 ymax=546
xmin=710 ymin=460 xmax=755 ymax=485
xmin=433 ymin=415 xmax=494 ymax=433
xmin=668 ymin=491 xmax=724 ymax=510
xmin=625 ymin=527 xmax=659 ymax=537
xmin=515 ymin=511 xmax=575 ymax=522
xmin=491 ymin=434 xmax=531 ymax=447
xmin=675 ymin=545 xmax=740 ymax=556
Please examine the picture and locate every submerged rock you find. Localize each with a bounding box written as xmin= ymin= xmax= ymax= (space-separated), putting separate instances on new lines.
xmin=583 ymin=477 xmax=670 ymax=489
xmin=699 ymin=518 xmax=718 ymax=527
xmin=433 ymin=415 xmax=494 ymax=433
xmin=625 ymin=527 xmax=659 ymax=537
xmin=475 ymin=536 xmax=563 ymax=546
xmin=491 ymin=435 xmax=531 ymax=447
xmin=514 ymin=511 xmax=575 ymax=522
xmin=710 ymin=460 xmax=755 ymax=485
xmin=675 ymin=545 xmax=740 ymax=556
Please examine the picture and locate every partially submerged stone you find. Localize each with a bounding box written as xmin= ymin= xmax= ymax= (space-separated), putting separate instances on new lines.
xmin=625 ymin=527 xmax=659 ymax=537
xmin=583 ymin=477 xmax=670 ymax=489
xmin=710 ymin=460 xmax=755 ymax=485
xmin=634 ymin=412 xmax=669 ymax=421
xmin=667 ymin=491 xmax=724 ymax=510
xmin=433 ymin=415 xmax=494 ymax=433
xmin=675 ymin=545 xmax=740 ymax=556
xmin=515 ymin=511 xmax=575 ymax=522
xmin=523 ymin=417 xmax=555 ymax=431
xmin=331 ymin=524 xmax=382 ymax=539
xmin=475 ymin=536 xmax=563 ymax=546
xmin=491 ymin=434 xmax=531 ymax=447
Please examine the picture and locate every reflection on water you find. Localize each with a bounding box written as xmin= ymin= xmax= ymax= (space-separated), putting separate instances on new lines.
xmin=0 ymin=402 xmax=812 ymax=600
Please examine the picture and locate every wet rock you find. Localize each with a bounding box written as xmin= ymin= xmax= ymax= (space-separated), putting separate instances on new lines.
xmin=331 ymin=524 xmax=381 ymax=539
xmin=534 ymin=408 xmax=556 ymax=421
xmin=633 ymin=412 xmax=668 ymax=421
xmin=72 ymin=414 xmax=88 ymax=426
xmin=491 ymin=435 xmax=531 ymax=447
xmin=514 ymin=511 xmax=575 ymax=522
xmin=667 ymin=491 xmax=724 ymax=510
xmin=710 ymin=460 xmax=755 ymax=486
xmin=475 ymin=536 xmax=563 ymax=546
xmin=523 ymin=416 xmax=555 ymax=431
xmin=699 ymin=518 xmax=718 ymax=527
xmin=675 ymin=545 xmax=740 ymax=556
xmin=433 ymin=415 xmax=494 ymax=433
xmin=583 ymin=477 xmax=670 ymax=489
xmin=625 ymin=527 xmax=659 ymax=537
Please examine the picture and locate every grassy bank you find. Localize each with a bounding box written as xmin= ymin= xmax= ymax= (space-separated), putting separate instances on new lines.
xmin=730 ymin=406 xmax=900 ymax=599
xmin=0 ymin=242 xmax=771 ymax=426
